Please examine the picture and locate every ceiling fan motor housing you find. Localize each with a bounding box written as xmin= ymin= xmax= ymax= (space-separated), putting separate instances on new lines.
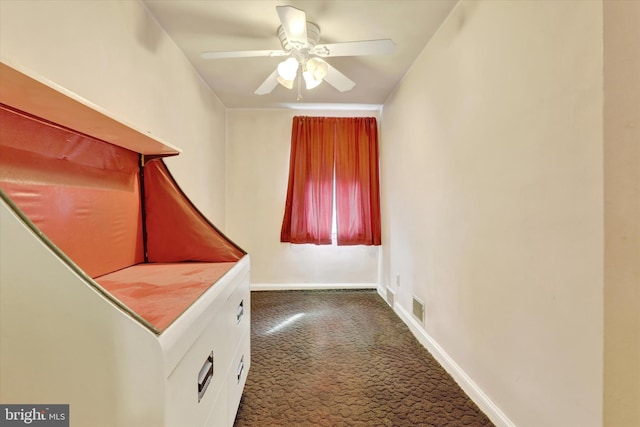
xmin=278 ymin=22 xmax=321 ymax=52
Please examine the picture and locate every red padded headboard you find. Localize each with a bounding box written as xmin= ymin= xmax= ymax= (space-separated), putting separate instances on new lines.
xmin=0 ymin=105 xmax=145 ymax=277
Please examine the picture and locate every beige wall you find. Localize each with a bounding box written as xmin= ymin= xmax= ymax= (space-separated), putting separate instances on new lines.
xmin=0 ymin=0 xmax=228 ymax=225
xmin=225 ymin=108 xmax=380 ymax=285
xmin=603 ymin=1 xmax=640 ymax=426
xmin=381 ymin=1 xmax=603 ymax=426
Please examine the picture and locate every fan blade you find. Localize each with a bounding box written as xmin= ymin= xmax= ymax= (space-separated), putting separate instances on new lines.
xmin=276 ymin=5 xmax=307 ymax=47
xmin=312 ymin=39 xmax=396 ymax=57
xmin=255 ymin=69 xmax=279 ymax=95
xmin=323 ymin=63 xmax=355 ymax=93
xmin=201 ymin=50 xmax=288 ymax=60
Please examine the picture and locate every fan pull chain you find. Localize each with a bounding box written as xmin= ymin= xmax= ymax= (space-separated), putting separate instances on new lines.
xmin=297 ymin=69 xmax=302 ymax=101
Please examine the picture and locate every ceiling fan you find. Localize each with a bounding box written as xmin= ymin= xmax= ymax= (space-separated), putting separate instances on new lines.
xmin=200 ymin=5 xmax=396 ymax=98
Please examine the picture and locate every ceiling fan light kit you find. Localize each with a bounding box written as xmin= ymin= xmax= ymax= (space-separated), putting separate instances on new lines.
xmin=276 ymin=75 xmax=295 ymax=90
xmin=302 ymin=71 xmax=321 ymax=90
xmin=200 ymin=5 xmax=397 ymax=99
xmin=277 ymin=57 xmax=298 ymax=80
xmin=304 ymin=58 xmax=328 ymax=84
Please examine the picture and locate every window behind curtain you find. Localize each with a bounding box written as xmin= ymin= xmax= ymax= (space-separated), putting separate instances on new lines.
xmin=280 ymin=116 xmax=381 ymax=246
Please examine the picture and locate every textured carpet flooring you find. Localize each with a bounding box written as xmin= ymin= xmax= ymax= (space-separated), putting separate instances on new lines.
xmin=234 ymin=290 xmax=494 ymax=427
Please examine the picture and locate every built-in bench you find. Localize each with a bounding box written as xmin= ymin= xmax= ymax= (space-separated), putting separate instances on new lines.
xmin=0 ymin=62 xmax=250 ymax=426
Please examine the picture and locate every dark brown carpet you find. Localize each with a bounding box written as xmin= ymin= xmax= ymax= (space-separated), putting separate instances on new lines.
xmin=234 ymin=290 xmax=494 ymax=427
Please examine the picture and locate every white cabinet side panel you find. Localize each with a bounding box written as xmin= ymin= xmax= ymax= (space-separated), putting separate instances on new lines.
xmin=0 ymin=199 xmax=165 ymax=427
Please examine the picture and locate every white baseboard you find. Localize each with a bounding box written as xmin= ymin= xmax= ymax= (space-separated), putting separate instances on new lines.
xmin=251 ymin=283 xmax=377 ymax=291
xmin=392 ymin=300 xmax=516 ymax=427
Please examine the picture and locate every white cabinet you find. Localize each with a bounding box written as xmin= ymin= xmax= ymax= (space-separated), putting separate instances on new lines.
xmin=0 ymin=61 xmax=250 ymax=427
xmin=164 ymin=265 xmax=251 ymax=427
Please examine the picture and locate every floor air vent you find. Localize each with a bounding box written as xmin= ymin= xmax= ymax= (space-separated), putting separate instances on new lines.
xmin=412 ymin=296 xmax=425 ymax=324
xmin=385 ymin=287 xmax=395 ymax=307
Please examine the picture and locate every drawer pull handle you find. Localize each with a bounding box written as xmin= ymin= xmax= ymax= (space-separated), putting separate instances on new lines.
xmin=197 ymin=352 xmax=214 ymax=402
xmin=236 ymin=356 xmax=244 ymax=384
xmin=236 ymin=300 xmax=244 ymax=325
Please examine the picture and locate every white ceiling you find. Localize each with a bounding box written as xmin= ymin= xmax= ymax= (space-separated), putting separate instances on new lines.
xmin=142 ymin=0 xmax=457 ymax=109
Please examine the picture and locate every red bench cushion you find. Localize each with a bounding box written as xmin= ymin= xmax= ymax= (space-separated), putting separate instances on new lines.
xmin=94 ymin=262 xmax=237 ymax=332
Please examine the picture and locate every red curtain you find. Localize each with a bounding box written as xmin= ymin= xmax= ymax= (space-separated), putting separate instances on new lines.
xmin=335 ymin=117 xmax=381 ymax=245
xmin=280 ymin=116 xmax=381 ymax=246
xmin=280 ymin=116 xmax=335 ymax=244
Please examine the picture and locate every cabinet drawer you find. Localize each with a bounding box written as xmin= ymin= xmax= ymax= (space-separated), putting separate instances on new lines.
xmin=226 ymin=276 xmax=250 ymax=353
xmin=205 ymin=389 xmax=227 ymax=427
xmin=165 ymin=308 xmax=228 ymax=427
xmin=227 ymin=336 xmax=250 ymax=426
